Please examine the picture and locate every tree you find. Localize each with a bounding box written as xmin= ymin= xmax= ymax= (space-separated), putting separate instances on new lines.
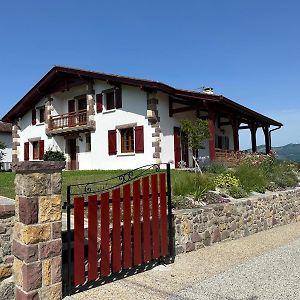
xmin=180 ymin=119 xmax=210 ymax=176
xmin=180 ymin=119 xmax=210 ymax=151
xmin=0 ymin=140 xmax=6 ymax=162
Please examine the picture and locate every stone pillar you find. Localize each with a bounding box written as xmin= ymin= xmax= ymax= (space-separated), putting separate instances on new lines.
xmin=208 ymin=109 xmax=216 ymax=160
xmin=0 ymin=199 xmax=15 ymax=299
xmin=12 ymin=161 xmax=65 ymax=300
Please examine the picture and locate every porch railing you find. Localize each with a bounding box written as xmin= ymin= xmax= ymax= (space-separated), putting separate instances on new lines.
xmin=215 ymin=149 xmax=240 ymax=162
xmin=49 ymin=110 xmax=87 ymax=130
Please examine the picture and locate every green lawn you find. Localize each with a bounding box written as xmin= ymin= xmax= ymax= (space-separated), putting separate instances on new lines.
xmin=0 ymin=169 xmax=181 ymax=201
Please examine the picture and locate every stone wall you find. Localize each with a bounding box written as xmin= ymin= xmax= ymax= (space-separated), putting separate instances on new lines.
xmin=0 ymin=198 xmax=15 ymax=299
xmin=174 ymin=189 xmax=300 ymax=254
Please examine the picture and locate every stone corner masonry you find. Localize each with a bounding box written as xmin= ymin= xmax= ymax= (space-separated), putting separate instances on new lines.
xmin=12 ymin=161 xmax=65 ymax=300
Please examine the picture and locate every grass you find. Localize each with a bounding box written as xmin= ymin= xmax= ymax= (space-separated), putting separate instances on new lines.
xmin=0 ymin=172 xmax=15 ymax=199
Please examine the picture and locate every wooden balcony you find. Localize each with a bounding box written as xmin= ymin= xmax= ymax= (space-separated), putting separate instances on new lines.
xmin=48 ymin=110 xmax=91 ymax=135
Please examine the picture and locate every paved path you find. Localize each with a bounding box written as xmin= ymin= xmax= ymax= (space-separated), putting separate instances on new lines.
xmin=170 ymin=238 xmax=300 ymax=300
xmin=73 ymin=222 xmax=300 ymax=300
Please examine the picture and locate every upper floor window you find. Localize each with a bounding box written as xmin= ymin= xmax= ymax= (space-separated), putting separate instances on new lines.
xmin=39 ymin=107 xmax=45 ymax=123
xmin=96 ymin=87 xmax=122 ymax=113
xmin=78 ymin=98 xmax=87 ymax=111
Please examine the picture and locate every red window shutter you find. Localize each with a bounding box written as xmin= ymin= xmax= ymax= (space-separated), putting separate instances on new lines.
xmin=108 ymin=130 xmax=117 ymax=155
xmin=96 ymin=93 xmax=103 ymax=113
xmin=32 ymin=109 xmax=36 ymax=125
xmin=115 ymin=87 xmax=122 ymax=109
xmin=39 ymin=140 xmax=44 ymax=160
xmin=135 ymin=126 xmax=144 ymax=153
xmin=24 ymin=142 xmax=29 ymax=161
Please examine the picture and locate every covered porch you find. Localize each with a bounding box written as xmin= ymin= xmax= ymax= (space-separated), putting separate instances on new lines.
xmin=169 ymin=91 xmax=282 ymax=166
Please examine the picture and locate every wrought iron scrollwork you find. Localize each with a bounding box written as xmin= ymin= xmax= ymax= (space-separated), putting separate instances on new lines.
xmin=68 ymin=163 xmax=163 ymax=196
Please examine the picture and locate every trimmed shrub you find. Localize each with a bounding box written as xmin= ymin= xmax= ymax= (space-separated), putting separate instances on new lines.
xmin=228 ymin=186 xmax=248 ymax=198
xmin=43 ymin=150 xmax=66 ymax=161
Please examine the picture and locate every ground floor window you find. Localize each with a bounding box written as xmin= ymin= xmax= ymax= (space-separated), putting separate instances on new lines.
xmin=120 ymin=128 xmax=134 ymax=153
xmin=32 ymin=141 xmax=39 ymax=160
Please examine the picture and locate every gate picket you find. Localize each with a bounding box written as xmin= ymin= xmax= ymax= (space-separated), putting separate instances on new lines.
xmin=100 ymin=192 xmax=110 ymax=277
xmin=123 ymin=184 xmax=132 ymax=269
xmin=74 ymin=196 xmax=85 ymax=286
xmin=151 ymin=174 xmax=160 ymax=259
xmin=112 ymin=188 xmax=122 ymax=272
xmin=159 ymin=173 xmax=168 ymax=256
xmin=142 ymin=176 xmax=151 ymax=262
xmin=88 ymin=195 xmax=98 ymax=281
xmin=133 ymin=179 xmax=142 ymax=265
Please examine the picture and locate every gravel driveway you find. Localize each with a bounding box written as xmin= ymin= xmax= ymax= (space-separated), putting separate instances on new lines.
xmin=170 ymin=238 xmax=300 ymax=300
xmin=73 ymin=222 xmax=300 ymax=300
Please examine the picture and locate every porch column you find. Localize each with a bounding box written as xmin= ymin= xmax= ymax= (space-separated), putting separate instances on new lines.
xmin=231 ymin=118 xmax=240 ymax=152
xmin=208 ymin=109 xmax=216 ymax=160
xmin=263 ymin=126 xmax=271 ymax=154
xmin=86 ymin=81 xmax=96 ymax=130
xmin=250 ymin=123 xmax=258 ymax=153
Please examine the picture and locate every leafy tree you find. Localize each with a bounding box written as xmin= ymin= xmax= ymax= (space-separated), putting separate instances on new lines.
xmin=180 ymin=119 xmax=210 ymax=151
xmin=0 ymin=140 xmax=6 ymax=162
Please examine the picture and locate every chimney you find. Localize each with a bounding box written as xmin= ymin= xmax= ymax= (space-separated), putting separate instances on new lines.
xmin=202 ymin=87 xmax=214 ymax=95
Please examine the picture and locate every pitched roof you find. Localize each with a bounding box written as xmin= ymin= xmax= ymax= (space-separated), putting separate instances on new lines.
xmin=0 ymin=121 xmax=12 ymax=133
xmin=1 ymin=65 xmax=282 ymax=127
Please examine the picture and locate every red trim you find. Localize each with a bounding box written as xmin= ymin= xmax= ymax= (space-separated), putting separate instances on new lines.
xmin=112 ymin=188 xmax=121 ymax=273
xmin=96 ymin=93 xmax=103 ymax=113
xmin=134 ymin=126 xmax=144 ymax=153
xmin=123 ymin=184 xmax=132 ymax=269
xmin=24 ymin=142 xmax=29 ymax=161
xmin=133 ymin=179 xmax=142 ymax=265
xmin=31 ymin=109 xmax=36 ymax=125
xmin=108 ymin=130 xmax=117 ymax=155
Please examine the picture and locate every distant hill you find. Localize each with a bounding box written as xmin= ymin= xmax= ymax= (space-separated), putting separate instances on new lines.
xmin=248 ymin=144 xmax=300 ymax=162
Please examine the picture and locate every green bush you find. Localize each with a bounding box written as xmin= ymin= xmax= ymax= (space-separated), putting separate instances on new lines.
xmin=172 ymin=171 xmax=215 ymax=197
xmin=203 ymin=161 xmax=228 ymax=174
xmin=43 ymin=150 xmax=66 ymax=161
xmin=228 ymin=186 xmax=248 ymax=198
xmin=235 ymin=163 xmax=267 ymax=193
xmin=214 ymin=173 xmax=240 ymax=188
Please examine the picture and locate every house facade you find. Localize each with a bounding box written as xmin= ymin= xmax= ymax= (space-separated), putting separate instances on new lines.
xmin=2 ymin=66 xmax=282 ymax=170
xmin=0 ymin=121 xmax=12 ymax=170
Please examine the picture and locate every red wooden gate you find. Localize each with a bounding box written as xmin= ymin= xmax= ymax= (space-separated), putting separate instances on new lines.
xmin=64 ymin=164 xmax=174 ymax=295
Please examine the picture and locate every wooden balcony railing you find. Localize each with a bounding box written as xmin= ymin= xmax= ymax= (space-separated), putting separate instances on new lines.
xmin=49 ymin=110 xmax=87 ymax=130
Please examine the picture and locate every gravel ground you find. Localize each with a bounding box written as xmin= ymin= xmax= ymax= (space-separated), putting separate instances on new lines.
xmin=170 ymin=238 xmax=300 ymax=300
xmin=72 ymin=222 xmax=300 ymax=300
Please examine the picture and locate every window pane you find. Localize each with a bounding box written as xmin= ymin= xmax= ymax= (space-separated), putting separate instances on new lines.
xmin=120 ymin=128 xmax=134 ymax=153
xmin=78 ymin=98 xmax=87 ymax=111
xmin=106 ymin=92 xmax=115 ymax=110
xmin=39 ymin=107 xmax=45 ymax=123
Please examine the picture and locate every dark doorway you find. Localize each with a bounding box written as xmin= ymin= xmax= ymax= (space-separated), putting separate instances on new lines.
xmin=68 ymin=139 xmax=77 ymax=170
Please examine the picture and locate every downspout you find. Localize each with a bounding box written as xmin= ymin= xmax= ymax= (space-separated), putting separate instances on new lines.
xmin=269 ymin=125 xmax=282 ymax=150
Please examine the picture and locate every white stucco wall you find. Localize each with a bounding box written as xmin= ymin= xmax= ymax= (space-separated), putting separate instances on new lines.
xmin=17 ymin=80 xmax=235 ymax=170
xmin=0 ymin=132 xmax=12 ymax=162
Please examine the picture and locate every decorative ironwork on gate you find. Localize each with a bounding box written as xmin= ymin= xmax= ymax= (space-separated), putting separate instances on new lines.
xmin=63 ymin=163 xmax=174 ymax=296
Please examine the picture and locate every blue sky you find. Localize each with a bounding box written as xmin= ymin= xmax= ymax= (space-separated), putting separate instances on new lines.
xmin=0 ymin=1 xmax=299 ymax=149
